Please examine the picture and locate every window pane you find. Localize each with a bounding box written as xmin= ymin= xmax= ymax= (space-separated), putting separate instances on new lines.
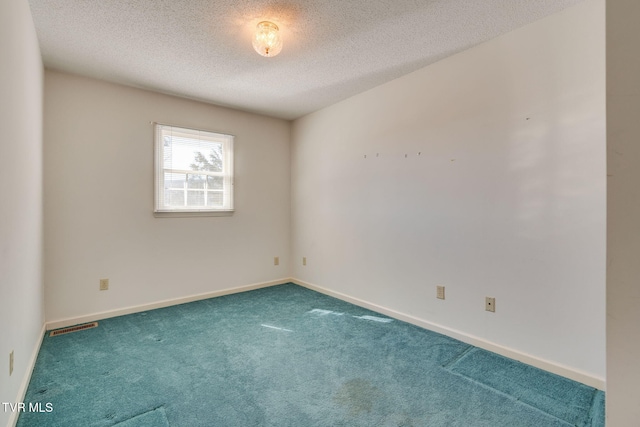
xmin=164 ymin=134 xmax=223 ymax=173
xmin=165 ymin=190 xmax=184 ymax=206
xmin=206 ymin=191 xmax=223 ymax=207
xmin=207 ymin=176 xmax=224 ymax=190
xmin=164 ymin=172 xmax=186 ymax=189
xmin=187 ymin=174 xmax=207 ymax=189
xmin=190 ymin=145 xmax=223 ymax=173
xmin=187 ymin=190 xmax=205 ymax=206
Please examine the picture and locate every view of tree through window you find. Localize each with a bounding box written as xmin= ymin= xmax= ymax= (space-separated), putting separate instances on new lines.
xmin=190 ymin=146 xmax=222 ymax=172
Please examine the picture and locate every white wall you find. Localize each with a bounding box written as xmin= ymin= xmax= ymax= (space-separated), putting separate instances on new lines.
xmin=606 ymin=0 xmax=640 ymax=424
xmin=0 ymin=1 xmax=45 ymax=426
xmin=291 ymin=0 xmax=605 ymax=383
xmin=44 ymin=71 xmax=291 ymax=323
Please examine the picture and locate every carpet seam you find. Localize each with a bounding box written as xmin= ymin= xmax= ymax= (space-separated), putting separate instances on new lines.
xmin=442 ymin=368 xmax=575 ymax=427
xmin=111 ymin=405 xmax=166 ymax=426
xmin=441 ymin=344 xmax=475 ymax=369
xmin=582 ymin=389 xmax=600 ymax=427
xmin=446 ymin=349 xmax=595 ymax=426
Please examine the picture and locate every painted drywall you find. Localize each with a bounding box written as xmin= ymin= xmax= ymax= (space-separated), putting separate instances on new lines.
xmin=291 ymin=0 xmax=605 ymax=381
xmin=44 ymin=71 xmax=290 ymax=323
xmin=0 ymin=1 xmax=45 ymax=426
xmin=606 ymin=0 xmax=640 ymax=423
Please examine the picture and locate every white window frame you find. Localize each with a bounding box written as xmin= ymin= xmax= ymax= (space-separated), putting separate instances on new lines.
xmin=154 ymin=123 xmax=234 ymax=217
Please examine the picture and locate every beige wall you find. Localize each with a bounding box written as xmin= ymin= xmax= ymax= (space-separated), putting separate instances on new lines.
xmin=0 ymin=1 xmax=45 ymax=426
xmin=43 ymin=71 xmax=291 ymax=323
xmin=606 ymin=0 xmax=640 ymax=424
xmin=291 ymin=0 xmax=605 ymax=385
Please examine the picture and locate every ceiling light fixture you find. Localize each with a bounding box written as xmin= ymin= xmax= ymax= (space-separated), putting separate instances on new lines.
xmin=252 ymin=21 xmax=283 ymax=58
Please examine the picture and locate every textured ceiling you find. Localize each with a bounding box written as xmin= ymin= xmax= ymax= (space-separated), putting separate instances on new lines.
xmin=29 ymin=0 xmax=584 ymax=120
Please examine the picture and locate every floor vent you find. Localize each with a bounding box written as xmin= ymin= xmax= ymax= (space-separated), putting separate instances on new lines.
xmin=50 ymin=322 xmax=98 ymax=337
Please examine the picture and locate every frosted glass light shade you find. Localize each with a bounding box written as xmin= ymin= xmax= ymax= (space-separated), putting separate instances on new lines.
xmin=252 ymin=21 xmax=283 ymax=57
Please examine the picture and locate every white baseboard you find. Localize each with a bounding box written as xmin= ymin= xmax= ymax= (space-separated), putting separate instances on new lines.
xmin=8 ymin=323 xmax=46 ymax=427
xmin=46 ymin=278 xmax=292 ymax=331
xmin=292 ymin=278 xmax=605 ymax=391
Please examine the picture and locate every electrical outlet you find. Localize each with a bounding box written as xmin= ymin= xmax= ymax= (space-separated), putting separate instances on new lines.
xmin=302 ymin=257 xmax=307 ymax=266
xmin=9 ymin=351 xmax=14 ymax=376
xmin=274 ymin=256 xmax=279 ymax=266
xmin=99 ymin=278 xmax=109 ymax=291
xmin=485 ymin=297 xmax=496 ymax=313
xmin=436 ymin=285 xmax=445 ymax=300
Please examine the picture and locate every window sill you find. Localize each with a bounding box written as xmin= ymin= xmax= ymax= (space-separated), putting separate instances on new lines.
xmin=153 ymin=210 xmax=234 ymax=218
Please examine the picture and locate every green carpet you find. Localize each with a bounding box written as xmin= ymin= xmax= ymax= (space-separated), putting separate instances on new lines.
xmin=17 ymin=283 xmax=604 ymax=426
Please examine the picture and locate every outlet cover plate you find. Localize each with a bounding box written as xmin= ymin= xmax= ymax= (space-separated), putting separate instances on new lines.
xmin=485 ymin=297 xmax=496 ymax=312
xmin=9 ymin=350 xmax=14 ymax=376
xmin=274 ymin=257 xmax=279 ymax=266
xmin=99 ymin=279 xmax=109 ymax=291
xmin=437 ymin=286 xmax=445 ymax=300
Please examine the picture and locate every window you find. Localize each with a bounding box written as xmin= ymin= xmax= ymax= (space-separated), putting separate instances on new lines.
xmin=154 ymin=124 xmax=234 ymax=215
